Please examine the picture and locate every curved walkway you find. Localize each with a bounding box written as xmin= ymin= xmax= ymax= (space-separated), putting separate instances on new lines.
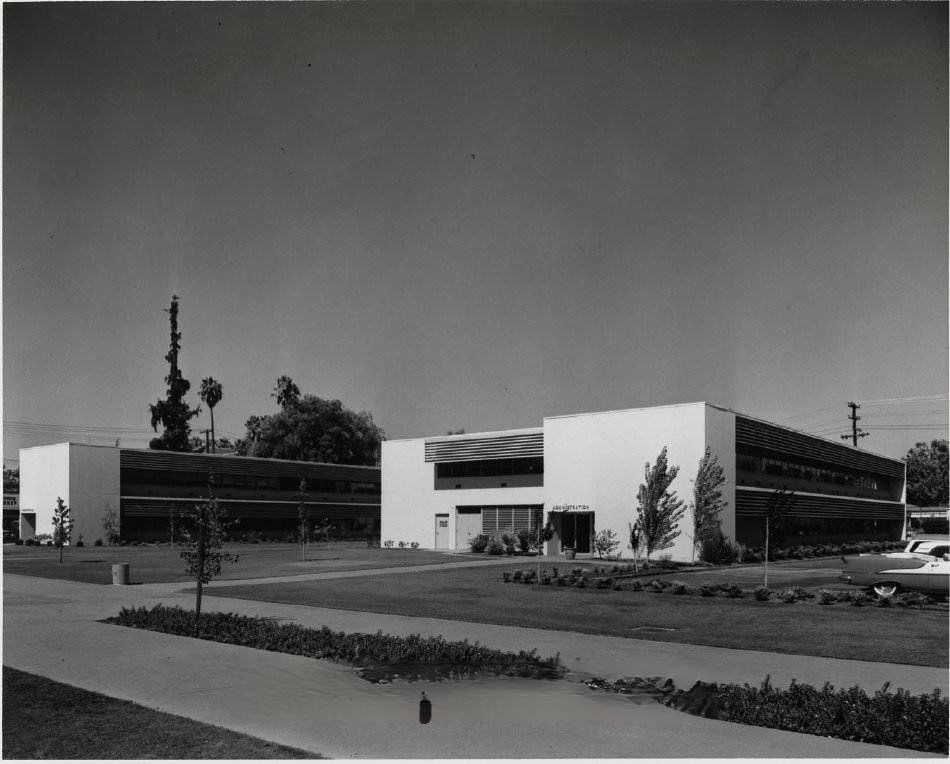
xmin=3 ymin=569 xmax=943 ymax=758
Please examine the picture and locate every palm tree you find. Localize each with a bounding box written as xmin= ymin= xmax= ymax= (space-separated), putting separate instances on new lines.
xmin=199 ymin=377 xmax=223 ymax=453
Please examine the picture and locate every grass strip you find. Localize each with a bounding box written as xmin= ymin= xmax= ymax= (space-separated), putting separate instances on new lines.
xmin=2 ymin=666 xmax=317 ymax=759
xmin=666 ymin=675 xmax=948 ymax=754
xmin=106 ymin=604 xmax=565 ymax=680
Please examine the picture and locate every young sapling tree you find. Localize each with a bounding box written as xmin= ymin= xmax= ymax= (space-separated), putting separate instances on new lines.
xmin=52 ymin=497 xmax=73 ymax=563
xmin=179 ymin=474 xmax=238 ymax=632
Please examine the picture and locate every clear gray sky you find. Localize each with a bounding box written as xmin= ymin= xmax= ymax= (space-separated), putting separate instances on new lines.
xmin=3 ymin=1 xmax=947 ymax=465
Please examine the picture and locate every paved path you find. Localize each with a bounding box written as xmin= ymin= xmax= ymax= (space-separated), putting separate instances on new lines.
xmin=3 ymin=571 xmax=943 ymax=758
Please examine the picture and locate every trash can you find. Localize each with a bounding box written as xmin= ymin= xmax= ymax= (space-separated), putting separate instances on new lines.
xmin=111 ymin=563 xmax=130 ymax=585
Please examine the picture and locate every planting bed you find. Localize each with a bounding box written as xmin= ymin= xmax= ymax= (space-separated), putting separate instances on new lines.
xmin=664 ymin=676 xmax=948 ymax=755
xmin=106 ymin=605 xmax=565 ymax=682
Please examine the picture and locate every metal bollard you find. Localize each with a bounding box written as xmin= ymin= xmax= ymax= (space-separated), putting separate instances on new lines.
xmin=419 ymin=692 xmax=431 ymax=724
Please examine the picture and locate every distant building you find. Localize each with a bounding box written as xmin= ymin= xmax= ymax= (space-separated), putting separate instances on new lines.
xmin=382 ymin=402 xmax=907 ymax=559
xmin=3 ymin=492 xmax=19 ymax=537
xmin=18 ymin=443 xmax=380 ymax=543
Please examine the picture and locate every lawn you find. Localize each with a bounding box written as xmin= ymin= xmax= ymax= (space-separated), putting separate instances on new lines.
xmin=208 ymin=563 xmax=949 ymax=668
xmin=2 ymin=541 xmax=470 ymax=584
xmin=1 ymin=666 xmax=317 ymax=759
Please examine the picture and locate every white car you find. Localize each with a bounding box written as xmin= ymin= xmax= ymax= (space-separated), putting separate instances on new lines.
xmin=840 ymin=552 xmax=950 ymax=598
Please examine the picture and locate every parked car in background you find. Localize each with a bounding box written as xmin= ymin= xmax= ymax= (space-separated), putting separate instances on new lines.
xmin=840 ymin=548 xmax=950 ymax=598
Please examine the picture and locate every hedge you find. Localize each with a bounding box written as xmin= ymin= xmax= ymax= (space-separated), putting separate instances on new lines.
xmin=666 ymin=676 xmax=948 ymax=754
xmin=106 ymin=605 xmax=564 ymax=681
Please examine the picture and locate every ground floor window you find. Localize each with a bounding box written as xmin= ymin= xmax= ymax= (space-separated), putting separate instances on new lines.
xmin=480 ymin=505 xmax=541 ymax=534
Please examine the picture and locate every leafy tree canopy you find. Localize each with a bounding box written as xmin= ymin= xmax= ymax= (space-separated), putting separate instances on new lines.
xmin=3 ymin=467 xmax=19 ymax=493
xmin=904 ymin=439 xmax=949 ymax=507
xmin=635 ymin=447 xmax=686 ymax=560
xmin=236 ymin=377 xmax=385 ymax=466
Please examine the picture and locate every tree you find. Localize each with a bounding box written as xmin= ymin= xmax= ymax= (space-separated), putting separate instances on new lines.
xmin=3 ymin=467 xmax=19 ymax=493
xmin=904 ymin=440 xmax=948 ymax=507
xmin=199 ymin=377 xmax=224 ymax=454
xmin=149 ymin=296 xmax=200 ymax=451
xmin=52 ymin=497 xmax=73 ymax=563
xmin=101 ymin=504 xmax=120 ymax=545
xmin=691 ymin=448 xmax=729 ymax=562
xmin=315 ymin=517 xmax=335 ymax=550
xmin=236 ymin=382 xmax=385 ymax=466
xmin=635 ymin=447 xmax=686 ymax=563
xmin=179 ymin=475 xmax=239 ymax=631
xmin=272 ymin=375 xmax=300 ymax=409
xmin=593 ymin=528 xmax=620 ymax=559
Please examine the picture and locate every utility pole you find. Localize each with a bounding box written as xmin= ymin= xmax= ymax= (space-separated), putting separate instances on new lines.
xmin=840 ymin=402 xmax=869 ymax=447
xmin=202 ymin=429 xmax=211 ymax=453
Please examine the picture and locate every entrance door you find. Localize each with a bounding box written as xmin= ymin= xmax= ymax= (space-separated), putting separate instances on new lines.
xmin=434 ymin=514 xmax=450 ymax=550
xmin=559 ymin=512 xmax=593 ymax=554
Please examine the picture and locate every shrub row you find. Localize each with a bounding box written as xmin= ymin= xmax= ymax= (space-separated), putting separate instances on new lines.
xmin=628 ymin=580 xmax=943 ymax=608
xmin=107 ymin=605 xmax=564 ymax=680
xmin=382 ymin=540 xmax=421 ymax=549
xmin=502 ymin=567 xmax=622 ymax=590
xmin=707 ymin=539 xmax=906 ymax=565
xmin=667 ymin=676 xmax=948 ymax=754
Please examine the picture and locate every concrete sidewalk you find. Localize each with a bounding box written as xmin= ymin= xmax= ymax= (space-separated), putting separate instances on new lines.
xmin=3 ymin=572 xmax=943 ymax=758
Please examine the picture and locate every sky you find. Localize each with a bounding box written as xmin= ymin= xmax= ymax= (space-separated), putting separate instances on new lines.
xmin=3 ymin=1 xmax=948 ymax=467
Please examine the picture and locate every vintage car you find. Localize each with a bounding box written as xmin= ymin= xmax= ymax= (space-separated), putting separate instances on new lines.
xmin=839 ymin=551 xmax=950 ymax=598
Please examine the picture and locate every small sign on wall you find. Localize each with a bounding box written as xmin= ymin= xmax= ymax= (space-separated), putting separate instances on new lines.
xmin=552 ymin=504 xmax=591 ymax=512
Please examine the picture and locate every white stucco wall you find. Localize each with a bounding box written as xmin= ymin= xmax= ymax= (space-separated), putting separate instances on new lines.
xmin=544 ymin=403 xmax=710 ymax=561
xmin=381 ymin=437 xmax=544 ymax=550
xmin=19 ymin=443 xmax=71 ymax=539
xmin=19 ymin=443 xmax=120 ymax=542
xmin=68 ymin=444 xmax=121 ymax=544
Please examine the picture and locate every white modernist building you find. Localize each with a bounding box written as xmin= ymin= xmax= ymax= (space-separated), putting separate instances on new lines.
xmin=382 ymin=402 xmax=906 ymax=560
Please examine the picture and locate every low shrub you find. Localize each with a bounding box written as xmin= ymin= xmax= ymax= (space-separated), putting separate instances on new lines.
xmin=669 ymin=581 xmax=690 ymax=595
xmin=851 ymin=592 xmax=869 ymax=607
xmin=895 ymin=591 xmax=933 ymax=608
xmin=516 ymin=528 xmax=533 ymax=554
xmin=876 ymin=595 xmax=892 ymax=608
xmin=94 ymin=538 xmax=103 ymax=547
xmin=512 ymin=570 xmax=523 ymax=582
xmin=752 ymin=586 xmax=772 ymax=601
xmin=469 ymin=534 xmax=489 ymax=553
xmin=410 ymin=541 xmax=420 ymax=550
xmin=780 ymin=588 xmax=801 ymax=603
xmin=383 ymin=540 xmax=394 ymax=549
xmin=500 ymin=534 xmax=516 ymax=555
xmin=574 ymin=577 xmax=587 ymax=588
xmin=107 ymin=605 xmax=565 ymax=681
xmin=674 ymin=676 xmax=949 ymax=755
xmin=723 ymin=584 xmax=744 ymax=599
xmin=397 ymin=541 xmax=407 ymax=549
xmin=817 ymin=589 xmax=837 ymax=605
xmin=648 ymin=579 xmax=666 ymax=593
xmin=699 ymin=583 xmax=718 ymax=597
xmin=502 ymin=572 xmax=511 ymax=583
xmin=486 ymin=538 xmax=505 ymax=555
xmin=541 ymin=575 xmax=552 ymax=585
xmin=556 ymin=576 xmax=569 ymax=586
xmin=836 ymin=590 xmax=854 ymax=603
xmin=630 ymin=579 xmax=643 ymax=592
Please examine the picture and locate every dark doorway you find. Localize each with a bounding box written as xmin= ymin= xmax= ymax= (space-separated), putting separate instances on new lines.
xmin=558 ymin=512 xmax=593 ymax=554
